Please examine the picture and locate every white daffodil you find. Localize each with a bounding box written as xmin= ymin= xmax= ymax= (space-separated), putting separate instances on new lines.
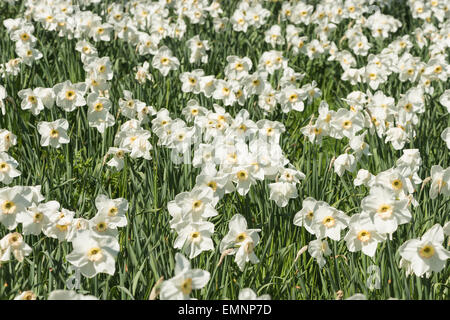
xmin=277 ymin=85 xmax=305 ymax=113
xmin=182 ymin=99 xmax=208 ymax=123
xmin=160 ymin=253 xmax=210 ymax=300
xmin=135 ymin=61 xmax=153 ymax=84
xmin=88 ymin=214 xmax=118 ymax=238
xmin=94 ymin=194 xmax=128 ymax=228
xmin=105 ymin=147 xmax=129 ymax=171
xmin=311 ymin=205 xmax=350 ymax=241
xmin=361 ymin=186 xmax=411 ymax=235
xmin=220 ymin=214 xmax=261 ymax=271
xmin=18 ymin=88 xmax=45 ymax=115
xmin=398 ymin=224 xmax=450 ymax=277
xmin=0 ymin=129 xmax=17 ymax=152
xmin=119 ymin=129 xmax=153 ymax=160
xmin=333 ymin=153 xmax=356 ymax=177
xmin=429 ymin=165 xmax=450 ymax=199
xmin=0 ymin=186 xmax=32 ymax=230
xmin=152 ymin=46 xmax=180 ymax=77
xmin=16 ymin=200 xmax=59 ymax=236
xmin=195 ymin=164 xmax=235 ymax=200
xmin=168 ymin=186 xmax=218 ymax=230
xmin=0 ymin=152 xmax=21 ymax=184
xmin=66 ymin=230 xmax=119 ymax=278
xmin=268 ymin=182 xmax=298 ymax=207
xmin=231 ymin=165 xmax=260 ymax=196
xmin=180 ymin=70 xmax=204 ymax=94
xmin=86 ymin=92 xmax=115 ymax=134
xmin=37 ymin=119 xmax=70 ymax=148
xmin=53 ymin=80 xmax=87 ymax=112
xmin=173 ymin=220 xmax=215 ymax=259
xmin=293 ymin=197 xmax=323 ymax=235
xmin=224 ymin=56 xmax=252 ymax=81
xmin=43 ymin=207 xmax=75 ymax=241
xmin=308 ymin=239 xmax=332 ymax=268
xmin=15 ymin=44 xmax=42 ymax=66
xmin=344 ymin=213 xmax=386 ymax=257
xmin=354 ymin=169 xmax=374 ymax=187
xmin=0 ymin=232 xmax=32 ymax=262
xmin=186 ymin=35 xmax=210 ymax=64
xmin=84 ymin=56 xmax=113 ymax=81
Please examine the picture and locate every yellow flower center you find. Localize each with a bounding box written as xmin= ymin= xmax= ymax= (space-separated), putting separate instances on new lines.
xmin=357 ymin=230 xmax=371 ymax=242
xmin=207 ymin=181 xmax=217 ymax=192
xmin=108 ymin=206 xmax=118 ymax=216
xmin=419 ymin=244 xmax=435 ymax=259
xmin=322 ymin=216 xmax=336 ymax=228
xmin=180 ymin=278 xmax=192 ymax=295
xmin=20 ymin=33 xmax=30 ymax=41
xmin=50 ymin=129 xmax=59 ymax=138
xmin=0 ymin=162 xmax=9 ymax=172
xmin=392 ymin=179 xmax=403 ymax=190
xmin=160 ymin=57 xmax=169 ymax=65
xmin=87 ymin=247 xmax=103 ymax=262
xmin=236 ymin=232 xmax=247 ymax=242
xmin=222 ymin=87 xmax=230 ymax=95
xmin=237 ymin=170 xmax=248 ymax=181
xmin=56 ymin=224 xmax=68 ymax=231
xmin=190 ymin=231 xmax=200 ymax=240
xmin=342 ymin=120 xmax=352 ymax=129
xmin=8 ymin=232 xmax=22 ymax=247
xmin=2 ymin=201 xmax=16 ymax=214
xmin=65 ymin=90 xmax=76 ymax=100
xmin=289 ymin=93 xmax=298 ymax=102
xmin=192 ymin=200 xmax=204 ymax=211
xmin=377 ymin=204 xmax=393 ymax=219
xmin=28 ymin=95 xmax=37 ymax=104
xmin=94 ymin=103 xmax=103 ymax=111
xmin=33 ymin=212 xmax=44 ymax=223
xmin=96 ymin=222 xmax=107 ymax=232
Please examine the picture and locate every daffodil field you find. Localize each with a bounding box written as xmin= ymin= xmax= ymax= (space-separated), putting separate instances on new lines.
xmin=0 ymin=0 xmax=449 ymax=301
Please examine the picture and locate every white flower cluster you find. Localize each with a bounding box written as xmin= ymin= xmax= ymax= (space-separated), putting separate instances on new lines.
xmin=160 ymin=101 xmax=306 ymax=267
xmin=0 ymin=128 xmax=19 ymax=185
xmin=0 ymin=180 xmax=128 ymax=278
xmin=1 ymin=17 xmax=42 ymax=77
